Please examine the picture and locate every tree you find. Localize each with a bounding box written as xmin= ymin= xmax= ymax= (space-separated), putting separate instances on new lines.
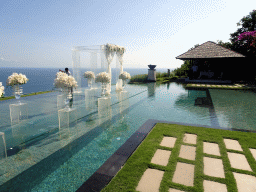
xmin=229 ymin=10 xmax=256 ymax=57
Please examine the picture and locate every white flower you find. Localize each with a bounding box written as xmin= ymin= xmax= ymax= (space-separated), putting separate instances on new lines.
xmin=6 ymin=73 xmax=29 ymax=86
xmin=0 ymin=82 xmax=4 ymax=97
xmin=83 ymin=71 xmax=95 ymax=79
xmin=105 ymin=44 xmax=125 ymax=54
xmin=119 ymin=71 xmax=131 ymax=81
xmin=95 ymin=72 xmax=111 ymax=83
xmin=54 ymin=72 xmax=78 ymax=88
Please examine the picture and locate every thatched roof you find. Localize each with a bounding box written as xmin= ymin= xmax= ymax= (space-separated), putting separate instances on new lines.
xmin=176 ymin=41 xmax=246 ymax=60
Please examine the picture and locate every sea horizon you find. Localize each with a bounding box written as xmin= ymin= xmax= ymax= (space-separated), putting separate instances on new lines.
xmin=0 ymin=67 xmax=175 ymax=97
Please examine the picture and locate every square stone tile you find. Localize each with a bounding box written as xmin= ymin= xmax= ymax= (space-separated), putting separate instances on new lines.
xmin=204 ymin=157 xmax=225 ymax=178
xmin=249 ymin=148 xmax=256 ymax=161
xmin=223 ymin=139 xmax=243 ymax=151
xmin=203 ymin=142 xmax=221 ymax=156
xmin=203 ymin=180 xmax=227 ymax=192
xmin=179 ymin=145 xmax=196 ymax=160
xmin=183 ymin=133 xmax=197 ymax=144
xmin=136 ymin=168 xmax=164 ymax=192
xmin=172 ymin=162 xmax=194 ymax=186
xmin=227 ymin=152 xmax=252 ymax=171
xmin=160 ymin=136 xmax=177 ymax=148
xmin=233 ymin=172 xmax=256 ymax=192
xmin=169 ymin=189 xmax=185 ymax=192
xmin=151 ymin=149 xmax=171 ymax=166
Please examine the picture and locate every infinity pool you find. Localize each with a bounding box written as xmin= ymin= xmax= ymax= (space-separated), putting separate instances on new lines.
xmin=0 ymin=82 xmax=256 ymax=191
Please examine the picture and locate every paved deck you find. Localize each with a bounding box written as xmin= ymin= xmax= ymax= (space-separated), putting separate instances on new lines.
xmin=136 ymin=134 xmax=256 ymax=192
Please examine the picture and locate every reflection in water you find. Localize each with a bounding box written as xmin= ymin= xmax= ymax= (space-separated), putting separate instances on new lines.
xmin=97 ymin=91 xmax=130 ymax=148
xmin=148 ymin=83 xmax=156 ymax=97
xmin=167 ymin=82 xmax=170 ymax=90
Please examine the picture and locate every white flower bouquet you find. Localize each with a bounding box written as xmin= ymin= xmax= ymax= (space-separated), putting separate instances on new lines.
xmin=0 ymin=82 xmax=4 ymax=97
xmin=83 ymin=71 xmax=95 ymax=79
xmin=6 ymin=73 xmax=29 ymax=86
xmin=106 ymin=44 xmax=126 ymax=54
xmin=119 ymin=71 xmax=131 ymax=81
xmin=54 ymin=72 xmax=78 ymax=88
xmin=95 ymin=72 xmax=111 ymax=84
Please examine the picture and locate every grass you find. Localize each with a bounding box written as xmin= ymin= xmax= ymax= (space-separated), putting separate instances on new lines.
xmin=102 ymin=123 xmax=256 ymax=192
xmin=0 ymin=90 xmax=54 ymax=101
xmin=186 ymin=83 xmax=256 ymax=90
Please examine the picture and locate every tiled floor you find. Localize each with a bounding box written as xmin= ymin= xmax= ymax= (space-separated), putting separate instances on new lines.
xmin=136 ymin=134 xmax=256 ymax=192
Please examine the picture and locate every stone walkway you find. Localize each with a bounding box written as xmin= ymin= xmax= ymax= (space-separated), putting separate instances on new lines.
xmin=136 ymin=134 xmax=256 ymax=192
xmin=187 ymin=84 xmax=245 ymax=89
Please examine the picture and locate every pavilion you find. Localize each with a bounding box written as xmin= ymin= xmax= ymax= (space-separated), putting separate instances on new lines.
xmin=176 ymin=41 xmax=247 ymax=83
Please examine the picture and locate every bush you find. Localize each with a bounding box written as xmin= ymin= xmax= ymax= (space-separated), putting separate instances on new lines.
xmin=129 ymin=74 xmax=148 ymax=83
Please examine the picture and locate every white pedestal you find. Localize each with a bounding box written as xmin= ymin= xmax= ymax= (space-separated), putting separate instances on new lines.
xmin=57 ymin=94 xmax=66 ymax=108
xmin=58 ymin=108 xmax=77 ymax=129
xmin=9 ymin=103 xmax=28 ymax=125
xmin=148 ymin=69 xmax=156 ymax=81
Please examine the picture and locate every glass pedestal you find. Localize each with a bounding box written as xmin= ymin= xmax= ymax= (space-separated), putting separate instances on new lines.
xmin=98 ymin=97 xmax=112 ymax=125
xmin=9 ymin=103 xmax=28 ymax=125
xmin=85 ymin=88 xmax=98 ymax=110
xmin=57 ymin=94 xmax=66 ymax=109
xmin=0 ymin=132 xmax=7 ymax=159
xmin=58 ymin=108 xmax=77 ymax=129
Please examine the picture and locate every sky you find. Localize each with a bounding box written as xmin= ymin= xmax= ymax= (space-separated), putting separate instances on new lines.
xmin=0 ymin=0 xmax=255 ymax=69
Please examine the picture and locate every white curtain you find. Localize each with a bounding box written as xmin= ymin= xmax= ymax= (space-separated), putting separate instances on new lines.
xmin=104 ymin=45 xmax=115 ymax=95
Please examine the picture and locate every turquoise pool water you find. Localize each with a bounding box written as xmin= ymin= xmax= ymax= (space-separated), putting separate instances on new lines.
xmin=0 ymin=82 xmax=256 ymax=191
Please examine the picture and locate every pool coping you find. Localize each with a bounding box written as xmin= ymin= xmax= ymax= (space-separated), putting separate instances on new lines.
xmin=76 ymin=119 xmax=256 ymax=192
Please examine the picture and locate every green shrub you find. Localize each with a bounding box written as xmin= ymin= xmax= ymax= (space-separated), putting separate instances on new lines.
xmin=129 ymin=74 xmax=148 ymax=83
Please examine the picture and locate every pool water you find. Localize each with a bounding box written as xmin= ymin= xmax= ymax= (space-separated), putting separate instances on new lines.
xmin=0 ymin=82 xmax=256 ymax=191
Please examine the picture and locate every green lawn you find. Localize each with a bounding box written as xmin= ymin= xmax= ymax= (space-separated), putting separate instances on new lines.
xmin=102 ymin=123 xmax=256 ymax=192
xmin=0 ymin=90 xmax=54 ymax=101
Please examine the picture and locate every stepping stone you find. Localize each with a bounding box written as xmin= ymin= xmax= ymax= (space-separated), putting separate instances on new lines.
xmin=206 ymin=85 xmax=211 ymax=87
xmin=160 ymin=136 xmax=176 ymax=148
xmin=217 ymin=85 xmax=222 ymax=87
xmin=233 ymin=172 xmax=256 ymax=192
xmin=179 ymin=145 xmax=196 ymax=160
xmin=151 ymin=149 xmax=171 ymax=166
xmin=227 ymin=152 xmax=252 ymax=171
xmin=204 ymin=157 xmax=225 ymax=178
xmin=203 ymin=142 xmax=221 ymax=156
xmin=203 ymin=180 xmax=227 ymax=192
xmin=136 ymin=168 xmax=164 ymax=192
xmin=223 ymin=139 xmax=243 ymax=151
xmin=196 ymin=84 xmax=200 ymax=87
xmin=169 ymin=189 xmax=185 ymax=192
xmin=183 ymin=133 xmax=197 ymax=144
xmin=172 ymin=162 xmax=194 ymax=186
xmin=249 ymin=148 xmax=256 ymax=161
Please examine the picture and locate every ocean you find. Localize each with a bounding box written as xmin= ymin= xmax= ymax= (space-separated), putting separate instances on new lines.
xmin=0 ymin=67 xmax=174 ymax=97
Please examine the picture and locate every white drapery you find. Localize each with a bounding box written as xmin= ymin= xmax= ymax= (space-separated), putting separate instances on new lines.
xmin=116 ymin=51 xmax=125 ymax=91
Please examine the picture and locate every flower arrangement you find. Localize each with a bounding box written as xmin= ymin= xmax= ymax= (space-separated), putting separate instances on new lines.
xmin=106 ymin=43 xmax=126 ymax=54
xmin=119 ymin=71 xmax=131 ymax=81
xmin=95 ymin=72 xmax=111 ymax=84
xmin=83 ymin=71 xmax=95 ymax=79
xmin=54 ymin=72 xmax=78 ymax=88
xmin=0 ymin=82 xmax=4 ymax=97
xmin=6 ymin=73 xmax=29 ymax=86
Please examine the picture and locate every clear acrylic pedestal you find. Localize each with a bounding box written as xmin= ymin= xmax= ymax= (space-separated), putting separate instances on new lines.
xmin=0 ymin=132 xmax=7 ymax=159
xmin=85 ymin=88 xmax=99 ymax=110
xmin=58 ymin=108 xmax=78 ymax=129
xmin=9 ymin=103 xmax=28 ymax=125
xmin=57 ymin=94 xmax=66 ymax=109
